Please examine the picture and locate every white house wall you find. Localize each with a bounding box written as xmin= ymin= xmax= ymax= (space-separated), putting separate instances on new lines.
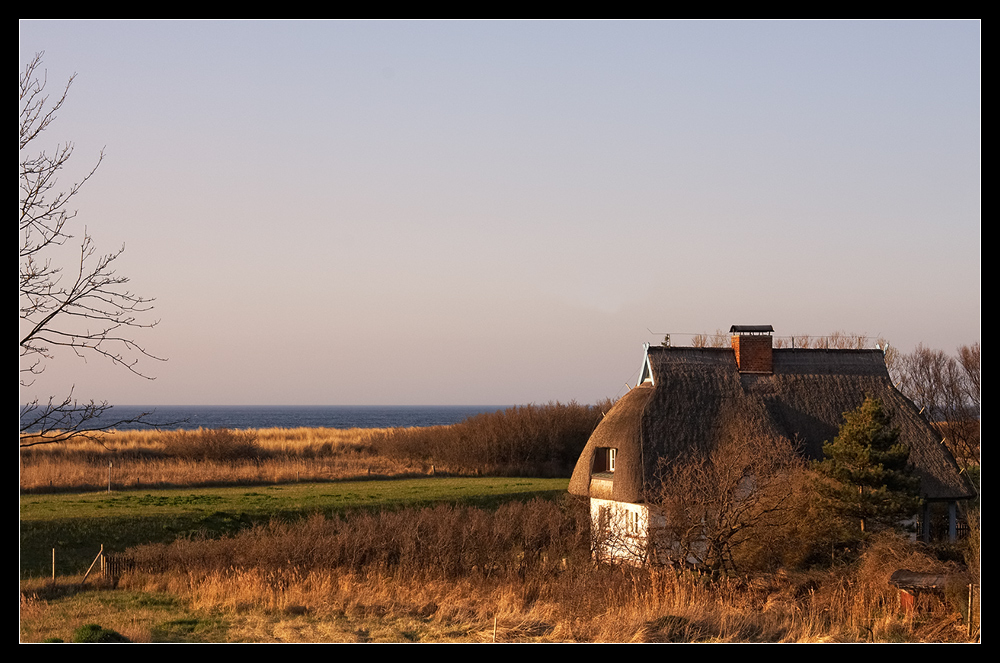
xmin=590 ymin=498 xmax=655 ymax=565
xmin=590 ymin=497 xmax=710 ymax=568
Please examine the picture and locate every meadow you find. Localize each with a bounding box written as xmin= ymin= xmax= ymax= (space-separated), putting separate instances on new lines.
xmin=20 ymin=477 xmax=569 ymax=577
xmin=19 ymin=405 xmax=979 ymax=643
xmin=20 ymin=498 xmax=977 ymax=643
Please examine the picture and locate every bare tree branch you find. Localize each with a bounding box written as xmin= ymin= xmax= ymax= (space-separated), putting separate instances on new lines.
xmin=18 ymin=391 xmax=160 ymax=447
xmin=19 ymin=52 xmax=163 ymax=447
xmin=652 ymin=434 xmax=802 ymax=572
xmin=895 ymin=343 xmax=980 ymax=468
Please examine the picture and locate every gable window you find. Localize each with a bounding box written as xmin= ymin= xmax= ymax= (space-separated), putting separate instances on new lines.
xmin=593 ymin=447 xmax=617 ymax=474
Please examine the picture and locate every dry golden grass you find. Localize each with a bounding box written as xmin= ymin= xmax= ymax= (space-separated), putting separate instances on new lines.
xmin=19 ymin=412 xmax=978 ymax=643
xmin=21 ymin=402 xmax=607 ymax=492
xmin=33 ymin=560 xmax=962 ymax=642
xmin=27 ymin=425 xmax=388 ymax=456
xmin=19 ymin=544 xmax=976 ymax=642
xmin=20 ymin=504 xmax=972 ymax=643
xmin=20 ymin=427 xmax=427 ymax=493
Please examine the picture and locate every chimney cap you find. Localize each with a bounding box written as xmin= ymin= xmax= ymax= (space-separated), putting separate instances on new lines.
xmin=730 ymin=325 xmax=774 ymax=335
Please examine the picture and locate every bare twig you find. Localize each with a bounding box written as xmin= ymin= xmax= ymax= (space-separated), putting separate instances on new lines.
xmin=19 ymin=52 xmax=163 ymax=447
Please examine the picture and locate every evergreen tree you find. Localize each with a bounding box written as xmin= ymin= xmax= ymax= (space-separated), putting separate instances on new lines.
xmin=815 ymin=397 xmax=922 ymax=534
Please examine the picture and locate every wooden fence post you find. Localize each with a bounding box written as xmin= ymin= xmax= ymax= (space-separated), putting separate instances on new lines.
xmin=81 ymin=545 xmax=104 ymax=586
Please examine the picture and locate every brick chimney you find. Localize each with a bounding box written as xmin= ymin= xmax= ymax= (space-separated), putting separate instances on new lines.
xmin=730 ymin=325 xmax=773 ymax=374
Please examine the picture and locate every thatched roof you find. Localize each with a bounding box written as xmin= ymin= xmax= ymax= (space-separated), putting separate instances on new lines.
xmin=569 ymin=346 xmax=973 ymax=503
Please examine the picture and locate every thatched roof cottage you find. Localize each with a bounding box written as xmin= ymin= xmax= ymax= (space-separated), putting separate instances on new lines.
xmin=569 ymin=326 xmax=973 ymax=564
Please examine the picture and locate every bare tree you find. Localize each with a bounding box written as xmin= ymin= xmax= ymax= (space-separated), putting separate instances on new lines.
xmin=958 ymin=343 xmax=981 ymax=413
xmin=652 ymin=433 xmax=802 ymax=572
xmin=897 ymin=345 xmax=956 ymax=421
xmin=708 ymin=329 xmax=728 ymax=348
xmin=19 ymin=52 xmax=162 ymax=447
xmin=896 ymin=343 xmax=980 ymax=467
xmin=792 ymin=335 xmax=811 ymax=349
xmin=811 ymin=330 xmax=871 ymax=349
xmin=877 ymin=337 xmax=900 ymax=384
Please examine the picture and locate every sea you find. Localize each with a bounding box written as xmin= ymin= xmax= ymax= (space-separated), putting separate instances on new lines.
xmin=21 ymin=405 xmax=512 ymax=432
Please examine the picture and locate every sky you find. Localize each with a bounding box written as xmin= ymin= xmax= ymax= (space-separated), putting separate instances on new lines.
xmin=19 ymin=20 xmax=980 ymax=407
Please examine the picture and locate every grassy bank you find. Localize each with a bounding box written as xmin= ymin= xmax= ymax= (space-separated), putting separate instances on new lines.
xmin=20 ymin=477 xmax=568 ymax=577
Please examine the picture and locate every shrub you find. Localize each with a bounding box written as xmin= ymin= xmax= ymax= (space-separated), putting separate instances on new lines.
xmin=370 ymin=401 xmax=610 ymax=476
xmin=166 ymin=428 xmax=265 ymax=462
xmin=126 ymin=497 xmax=591 ymax=582
xmin=72 ymin=623 xmax=130 ymax=643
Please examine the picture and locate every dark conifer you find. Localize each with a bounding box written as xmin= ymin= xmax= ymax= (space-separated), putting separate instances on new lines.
xmin=815 ymin=397 xmax=922 ymax=534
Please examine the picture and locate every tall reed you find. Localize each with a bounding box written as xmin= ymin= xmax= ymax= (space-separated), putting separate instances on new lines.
xmin=105 ymin=505 xmax=972 ymax=643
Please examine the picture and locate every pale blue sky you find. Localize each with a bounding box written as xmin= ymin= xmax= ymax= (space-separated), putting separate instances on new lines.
xmin=19 ymin=20 xmax=980 ymax=406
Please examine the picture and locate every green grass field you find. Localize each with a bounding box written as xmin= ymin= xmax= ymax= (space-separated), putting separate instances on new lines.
xmin=20 ymin=477 xmax=569 ymax=577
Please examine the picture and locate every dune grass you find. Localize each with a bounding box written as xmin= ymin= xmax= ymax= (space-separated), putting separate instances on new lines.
xmin=19 ymin=427 xmax=411 ymax=494
xmin=20 ymin=402 xmax=607 ymax=494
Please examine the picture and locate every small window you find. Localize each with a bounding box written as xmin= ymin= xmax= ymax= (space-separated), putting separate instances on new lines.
xmin=593 ymin=447 xmax=617 ymax=474
xmin=626 ymin=510 xmax=639 ymax=535
xmin=598 ymin=505 xmax=611 ymax=532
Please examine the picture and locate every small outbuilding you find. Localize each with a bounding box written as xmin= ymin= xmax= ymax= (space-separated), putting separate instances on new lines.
xmin=569 ymin=326 xmax=973 ymax=565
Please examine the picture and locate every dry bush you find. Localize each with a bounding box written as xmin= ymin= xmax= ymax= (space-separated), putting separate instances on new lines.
xmin=813 ymin=330 xmax=872 ymax=350
xmin=125 ymin=497 xmax=591 ymax=583
xmin=801 ymin=532 xmax=969 ymax=642
xmin=962 ymin=508 xmax=981 ymax=637
xmin=22 ymin=493 xmax=974 ymax=643
xmin=164 ymin=428 xmax=264 ymax=462
xmin=964 ymin=508 xmax=980 ymax=586
xmin=708 ymin=330 xmax=728 ymax=348
xmin=726 ymin=466 xmax=846 ymax=572
xmin=114 ymin=545 xmax=973 ymax=642
xmin=792 ymin=335 xmax=812 ymax=348
xmin=370 ymin=401 xmax=609 ymax=477
xmin=653 ymin=425 xmax=804 ymax=573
